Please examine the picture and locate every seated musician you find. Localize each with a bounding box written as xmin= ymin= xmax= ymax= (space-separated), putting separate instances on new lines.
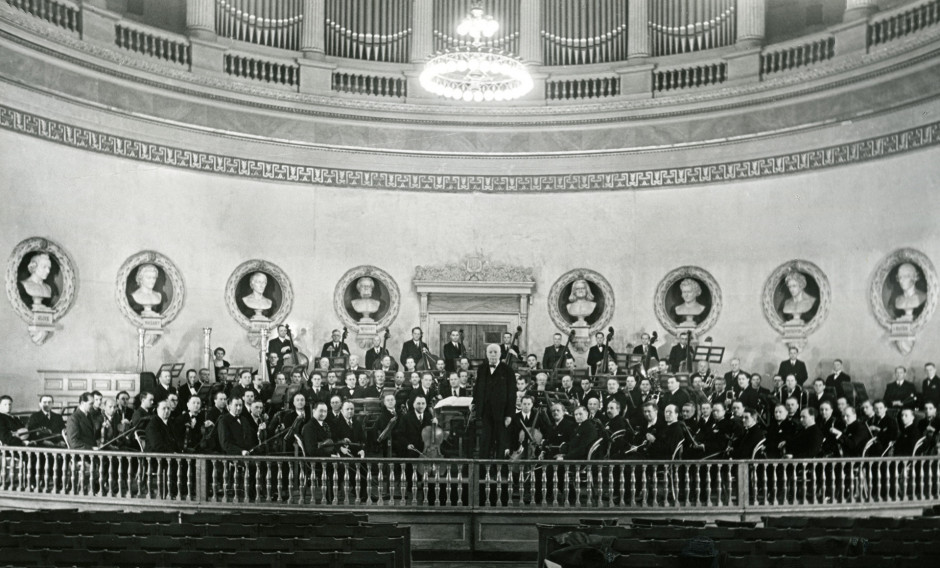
xmin=680 ymin=402 xmax=699 ymax=436
xmin=807 ymin=378 xmax=835 ymax=413
xmin=894 ymin=408 xmax=920 ymax=456
xmin=699 ymin=402 xmax=735 ymax=457
xmin=347 ymin=355 xmax=364 ymax=375
xmin=457 ymin=370 xmax=472 ymax=391
xmin=357 ymin=373 xmax=380 ymax=399
xmin=373 ymin=370 xmax=388 ymax=393
xmin=523 ymin=353 xmax=540 ymax=372
xmin=556 ymin=406 xmax=599 ymax=460
xmin=265 ymin=352 xmax=281 ymax=382
xmin=0 ymin=395 xmax=30 ymax=446
xmin=146 ymin=400 xmax=182 ymax=454
xmin=131 ymin=391 xmax=155 ymax=430
xmin=730 ymin=408 xmax=765 ymax=459
xmin=337 ymin=373 xmax=360 ymax=401
xmin=527 ymin=372 xmax=549 ymax=402
xmin=599 ymin=360 xmax=620 ymax=378
xmin=173 ymin=396 xmax=204 ymax=452
xmin=371 ymin=393 xmax=399 ymax=456
xmin=541 ymin=403 xmax=576 ymax=459
xmin=177 ymin=369 xmax=201 ymax=415
xmin=658 ymin=376 xmax=691 ymax=417
xmin=869 ymin=399 xmax=899 ymax=451
xmin=216 ymin=396 xmax=253 ymax=456
xmin=433 ymin=358 xmax=447 ymax=379
xmin=331 ymin=401 xmax=366 ymax=458
xmin=781 ymin=374 xmax=805 ymax=409
xmin=271 ymin=392 xmax=308 ymax=451
xmin=697 ymin=402 xmax=713 ymax=437
xmin=736 ymin=374 xmax=761 ymax=410
xmin=403 ymin=357 xmax=418 ymax=375
xmin=784 ymin=397 xmax=801 ymax=427
xmin=817 ymin=401 xmax=845 ymax=457
xmin=771 ymin=374 xmax=785 ymax=403
xmin=327 ymin=395 xmax=344 ymax=428
xmin=580 ymin=377 xmax=601 ymax=407
xmin=458 ymin=357 xmax=472 ymax=375
xmin=765 ymin=404 xmax=797 ymax=458
xmin=229 ymin=370 xmax=253 ymax=400
xmin=689 ymin=360 xmax=714 ymax=387
xmin=65 ymin=393 xmax=97 ymax=450
xmin=688 ymin=375 xmax=708 ymax=405
xmin=411 ymin=372 xmax=440 ymax=408
xmin=393 ymin=394 xmax=435 ymax=458
xmin=242 ymin=400 xmax=268 ymax=451
xmin=98 ymin=397 xmax=126 ymax=449
xmin=555 ymin=374 xmax=582 ymax=406
xmin=26 ymin=395 xmax=65 ymax=445
xmin=116 ymin=390 xmax=134 ymax=422
xmin=205 ymin=391 xmax=228 ymax=427
xmin=602 ymin=378 xmax=629 ymax=417
xmin=584 ymin=395 xmax=603 ymax=424
xmin=604 ymin=400 xmax=629 ymax=435
xmin=750 ymin=373 xmax=771 ymax=397
xmin=707 ymin=376 xmax=730 ymax=406
xmin=252 ymin=373 xmax=274 ymax=407
xmin=919 ymin=401 xmax=939 ymax=445
xmin=373 ymin=354 xmax=398 ymax=373
xmin=834 ymin=406 xmax=872 ymax=457
xmin=509 ymin=395 xmax=550 ymax=456
xmin=632 ymin=402 xmax=661 ymax=451
xmin=305 ymin=373 xmax=331 ymax=407
xmin=301 ymin=401 xmax=337 ymax=458
xmin=440 ymin=372 xmax=470 ymax=398
xmin=646 ymin=404 xmax=702 ymax=459
xmin=514 ymin=376 xmax=530 ymax=411
xmin=835 ymin=397 xmax=850 ymax=421
xmin=316 ymin=357 xmax=331 ymax=375
xmin=784 ymin=407 xmax=823 ymax=459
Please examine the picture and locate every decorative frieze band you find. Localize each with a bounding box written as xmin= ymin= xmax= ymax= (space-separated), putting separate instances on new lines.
xmin=0 ymin=104 xmax=937 ymax=193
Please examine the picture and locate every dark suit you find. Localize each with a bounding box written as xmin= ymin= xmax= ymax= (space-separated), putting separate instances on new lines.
xmin=268 ymin=336 xmax=292 ymax=359
xmin=509 ymin=410 xmax=550 ymax=450
xmin=172 ymin=411 xmax=203 ymax=452
xmin=0 ymin=413 xmax=25 ymax=446
xmin=557 ymin=386 xmax=583 ymax=406
xmin=365 ymin=347 xmax=390 ymax=370
xmin=602 ymin=390 xmax=629 ymax=416
xmin=393 ymin=410 xmax=433 ymax=457
xmin=305 ymin=387 xmax=332 ymax=407
xmin=658 ymin=388 xmax=691 ymax=415
xmin=839 ymin=420 xmax=873 ymax=457
xmin=543 ymin=345 xmax=570 ymax=372
xmin=177 ymin=382 xmax=202 ymax=414
xmin=217 ymin=413 xmax=251 ymax=455
xmin=777 ymin=359 xmax=808 ymax=385
xmin=870 ymin=413 xmax=899 ymax=449
xmin=564 ymin=419 xmax=599 ymax=460
xmin=668 ymin=344 xmax=692 ymax=373
xmin=894 ymin=423 xmax=920 ymax=456
xmin=332 ymin=416 xmax=365 ymax=448
xmin=320 ymin=341 xmax=351 ymax=359
xmin=544 ymin=415 xmax=576 ymax=456
xmin=632 ymin=344 xmax=659 ymax=371
xmin=587 ymin=345 xmax=616 ymax=375
xmin=648 ymin=421 xmax=693 ymax=459
xmin=788 ymin=425 xmax=823 ymax=458
xmin=922 ymin=376 xmax=940 ymax=408
xmin=152 ymin=383 xmax=177 ymax=405
xmin=825 ymin=372 xmax=852 ymax=397
xmin=442 ymin=342 xmax=467 ymax=373
xmin=807 ymin=391 xmax=836 ymax=413
xmin=731 ymin=425 xmax=766 ymax=459
xmin=884 ymin=380 xmax=917 ymax=409
xmin=301 ymin=419 xmax=333 ymax=457
xmin=472 ymin=361 xmax=517 ymax=458
xmin=439 ymin=383 xmax=471 ymax=399
xmin=765 ymin=419 xmax=797 ymax=458
xmin=400 ymin=340 xmax=430 ymax=367
xmin=26 ymin=410 xmax=65 ymax=438
xmin=146 ymin=416 xmax=181 ymax=453
xmin=65 ymin=409 xmax=97 ymax=450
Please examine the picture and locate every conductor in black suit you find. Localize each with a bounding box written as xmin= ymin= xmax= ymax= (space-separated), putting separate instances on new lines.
xmin=472 ymin=344 xmax=517 ymax=458
xmin=777 ymin=346 xmax=808 ymax=387
xmin=400 ymin=327 xmax=431 ymax=367
xmin=320 ymin=329 xmax=351 ymax=359
xmin=442 ymin=330 xmax=468 ymax=373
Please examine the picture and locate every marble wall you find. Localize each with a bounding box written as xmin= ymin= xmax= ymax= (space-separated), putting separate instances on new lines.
xmin=1 ymin=130 xmax=939 ymax=406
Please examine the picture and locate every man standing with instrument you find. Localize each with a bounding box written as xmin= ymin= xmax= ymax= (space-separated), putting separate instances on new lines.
xmin=400 ymin=327 xmax=431 ymax=368
xmin=321 ymin=329 xmax=351 ymax=359
xmin=500 ymin=331 xmax=520 ymax=364
xmin=587 ymin=330 xmax=616 ymax=375
xmin=472 ymin=344 xmax=516 ymax=458
xmin=542 ymin=333 xmax=568 ymax=372
xmin=442 ymin=330 xmax=467 ymax=373
xmin=268 ymin=325 xmax=293 ymax=361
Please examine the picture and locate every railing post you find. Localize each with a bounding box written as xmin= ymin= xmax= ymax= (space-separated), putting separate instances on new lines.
xmin=736 ymin=0 xmax=766 ymax=49
xmin=844 ymin=0 xmax=879 ymax=22
xmin=737 ymin=461 xmax=750 ymax=508
xmin=186 ymin=0 xmax=216 ymax=40
xmin=470 ymin=459 xmax=479 ymax=510
xmin=627 ymin=0 xmax=650 ymax=59
xmin=195 ymin=456 xmax=207 ymax=504
xmin=519 ymin=0 xmax=541 ymax=65
xmin=300 ymin=0 xmax=325 ymax=58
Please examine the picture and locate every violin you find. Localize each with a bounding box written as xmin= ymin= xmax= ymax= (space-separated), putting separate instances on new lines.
xmin=510 ymin=419 xmax=544 ymax=461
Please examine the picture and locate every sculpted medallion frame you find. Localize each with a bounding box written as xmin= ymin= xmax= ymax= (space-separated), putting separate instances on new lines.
xmin=761 ymin=260 xmax=831 ymax=350
xmin=868 ymin=247 xmax=938 ymax=354
xmin=334 ymin=265 xmax=401 ymax=349
xmin=115 ymin=250 xmax=185 ymax=347
xmin=547 ymin=268 xmax=615 ymax=353
xmin=4 ymin=236 xmax=77 ymax=345
xmin=654 ymin=266 xmax=722 ymax=339
xmin=225 ymin=259 xmax=294 ymax=347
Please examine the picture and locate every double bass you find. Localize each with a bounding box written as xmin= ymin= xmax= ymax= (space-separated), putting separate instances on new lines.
xmin=281 ymin=324 xmax=310 ymax=379
xmin=598 ymin=326 xmax=615 ymax=374
xmin=502 ymin=325 xmax=523 ymax=366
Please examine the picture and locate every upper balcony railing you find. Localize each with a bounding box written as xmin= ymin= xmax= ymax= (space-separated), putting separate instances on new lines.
xmin=2 ymin=0 xmax=938 ymax=105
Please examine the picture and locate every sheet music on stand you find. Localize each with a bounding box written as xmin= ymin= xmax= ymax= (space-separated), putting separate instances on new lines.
xmin=434 ymin=396 xmax=473 ymax=410
xmin=694 ymin=344 xmax=725 ymax=364
xmin=156 ymin=363 xmax=185 ymax=379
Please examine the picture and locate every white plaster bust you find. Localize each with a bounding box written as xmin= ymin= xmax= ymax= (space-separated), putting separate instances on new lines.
xmin=20 ymin=252 xmax=52 ymax=309
xmin=674 ymin=278 xmax=706 ymax=322
xmin=131 ymin=263 xmax=163 ymax=316
xmin=894 ymin=262 xmax=926 ymax=321
xmin=566 ymin=278 xmax=596 ymax=324
xmin=242 ymin=272 xmax=273 ymax=313
xmin=782 ymin=271 xmax=816 ymax=323
xmin=351 ymin=276 xmax=381 ymax=322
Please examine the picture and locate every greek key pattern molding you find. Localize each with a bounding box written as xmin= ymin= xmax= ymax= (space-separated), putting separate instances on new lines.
xmin=1 ymin=105 xmax=938 ymax=193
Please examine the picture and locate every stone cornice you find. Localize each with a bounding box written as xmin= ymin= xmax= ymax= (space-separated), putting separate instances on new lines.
xmin=1 ymin=103 xmax=937 ymax=193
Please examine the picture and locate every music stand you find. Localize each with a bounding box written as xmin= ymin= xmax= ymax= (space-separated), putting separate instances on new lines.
xmin=155 ymin=363 xmax=175 ymax=378
xmin=694 ymin=344 xmax=725 ymax=365
xmin=223 ymin=368 xmax=239 ymax=382
xmin=614 ymin=353 xmax=631 ymax=369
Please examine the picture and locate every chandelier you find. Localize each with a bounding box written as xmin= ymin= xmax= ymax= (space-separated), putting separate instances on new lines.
xmin=420 ymin=3 xmax=533 ymax=102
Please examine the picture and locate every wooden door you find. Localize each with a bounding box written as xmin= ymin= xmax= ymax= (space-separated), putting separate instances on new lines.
xmin=439 ymin=323 xmax=507 ymax=362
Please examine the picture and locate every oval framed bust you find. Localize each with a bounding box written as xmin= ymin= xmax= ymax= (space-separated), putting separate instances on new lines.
xmin=225 ymin=259 xmax=294 ymax=329
xmin=761 ymin=260 xmax=831 ymax=335
xmin=869 ymin=248 xmax=938 ymax=330
xmin=115 ymin=250 xmax=185 ymax=327
xmin=654 ymin=266 xmax=722 ymax=337
xmin=333 ymin=265 xmax=401 ymax=332
xmin=5 ymin=236 xmax=77 ymax=324
xmin=547 ymin=268 xmax=615 ymax=333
